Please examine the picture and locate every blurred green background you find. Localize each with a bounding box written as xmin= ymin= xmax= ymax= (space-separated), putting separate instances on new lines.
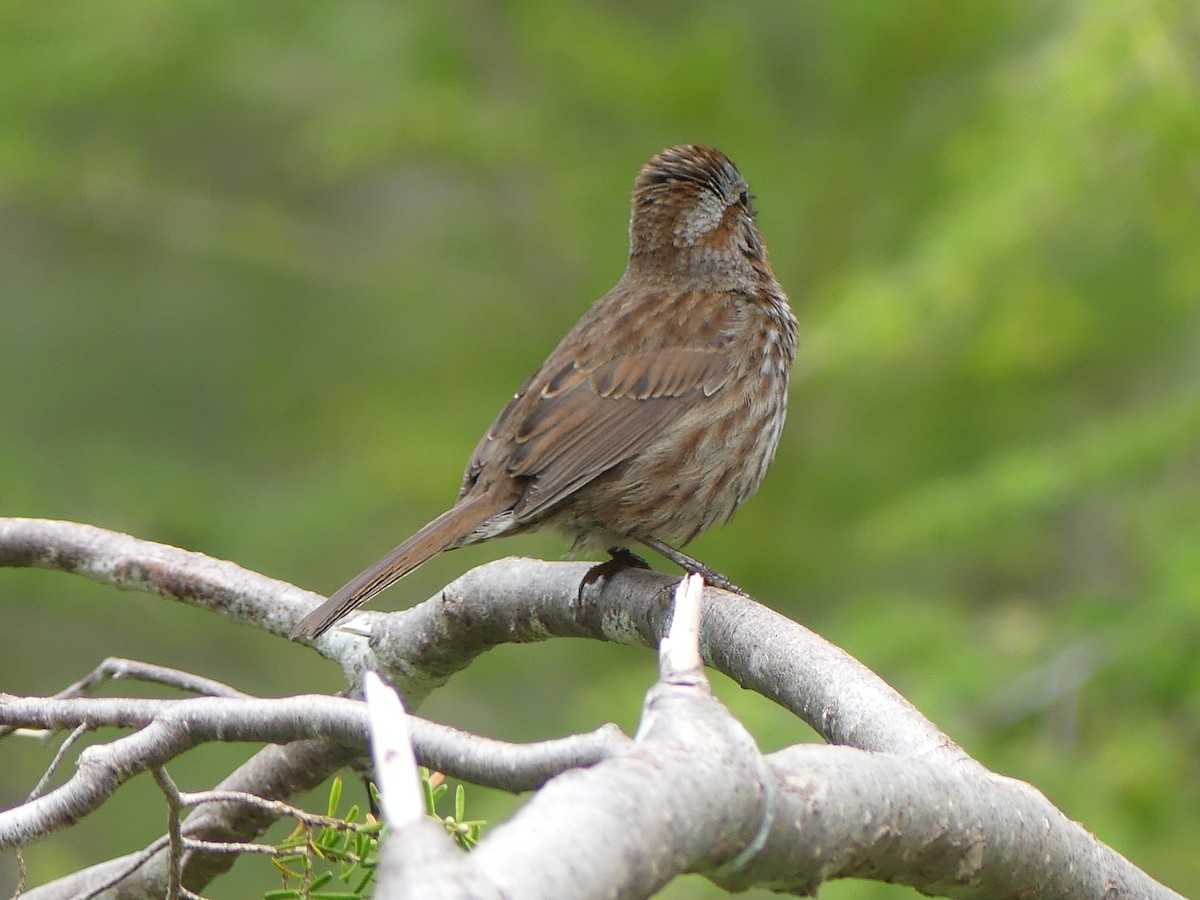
xmin=2 ymin=2 xmax=1197 ymax=897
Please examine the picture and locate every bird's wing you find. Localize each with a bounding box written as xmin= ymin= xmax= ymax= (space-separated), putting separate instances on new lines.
xmin=464 ymin=347 xmax=733 ymax=521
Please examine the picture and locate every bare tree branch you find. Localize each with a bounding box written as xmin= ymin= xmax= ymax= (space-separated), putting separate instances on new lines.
xmin=16 ymin=739 xmax=360 ymax=900
xmin=368 ymin=575 xmax=1183 ymax=899
xmin=0 ymin=518 xmax=309 ymax=626
xmin=426 ymin=741 xmax=1186 ymax=899
xmin=0 ymin=693 xmax=624 ymax=847
xmin=58 ymin=657 xmax=253 ymax=700
xmin=0 ymin=518 xmax=1184 ymax=898
xmin=0 ymin=518 xmax=974 ymax=763
xmin=0 ymin=659 xmax=249 ymax=742
xmin=740 ymin=744 xmax=1182 ymax=898
xmin=369 ymin=557 xmax=973 ymax=764
xmin=377 ymin=572 xmax=775 ymax=898
xmin=148 ymin=768 xmax=186 ymax=900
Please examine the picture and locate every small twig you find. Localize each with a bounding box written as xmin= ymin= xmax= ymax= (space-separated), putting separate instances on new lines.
xmin=1 ymin=659 xmax=246 ymax=742
xmin=151 ymin=767 xmax=185 ymax=900
xmin=26 ymin=722 xmax=89 ymax=800
xmin=140 ymin=771 xmax=357 ymax=900
xmin=15 ymin=738 xmax=359 ymax=898
xmin=12 ymin=722 xmax=89 ymax=899
xmin=178 ymin=837 xmax=280 ymax=855
xmin=14 ymin=843 xmax=27 ymax=897
xmin=58 ymin=657 xmax=251 ymax=701
xmin=172 ymin=787 xmax=375 ymax=834
xmin=78 ymin=834 xmax=173 ymax=900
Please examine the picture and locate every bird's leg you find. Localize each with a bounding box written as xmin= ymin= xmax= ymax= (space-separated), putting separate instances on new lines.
xmin=578 ymin=546 xmax=652 ymax=601
xmin=640 ymin=537 xmax=748 ymax=596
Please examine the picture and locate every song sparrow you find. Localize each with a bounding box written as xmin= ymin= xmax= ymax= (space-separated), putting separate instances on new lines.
xmin=293 ymin=144 xmax=797 ymax=639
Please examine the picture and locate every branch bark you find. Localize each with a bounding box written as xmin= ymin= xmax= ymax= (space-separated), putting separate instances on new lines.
xmin=0 ymin=518 xmax=1185 ymax=898
xmin=0 ymin=517 xmax=974 ymax=762
xmin=368 ymin=577 xmax=1181 ymax=899
xmin=0 ymin=693 xmax=623 ymax=847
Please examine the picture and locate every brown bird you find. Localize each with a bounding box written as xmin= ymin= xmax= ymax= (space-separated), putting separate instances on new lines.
xmin=292 ymin=144 xmax=797 ymax=639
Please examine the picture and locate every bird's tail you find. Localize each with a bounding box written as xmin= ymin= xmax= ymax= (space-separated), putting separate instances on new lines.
xmin=291 ymin=488 xmax=516 ymax=639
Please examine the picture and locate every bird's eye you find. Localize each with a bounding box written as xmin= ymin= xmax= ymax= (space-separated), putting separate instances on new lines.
xmin=738 ymin=189 xmax=758 ymax=217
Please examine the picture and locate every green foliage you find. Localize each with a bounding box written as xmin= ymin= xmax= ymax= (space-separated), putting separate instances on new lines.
xmin=264 ymin=773 xmax=482 ymax=899
xmin=2 ymin=2 xmax=1197 ymax=897
xmin=269 ymin=777 xmax=382 ymax=900
xmin=422 ymin=769 xmax=486 ymax=851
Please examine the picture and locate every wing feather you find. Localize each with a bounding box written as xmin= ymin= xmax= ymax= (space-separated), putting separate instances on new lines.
xmin=500 ymin=347 xmax=732 ymax=519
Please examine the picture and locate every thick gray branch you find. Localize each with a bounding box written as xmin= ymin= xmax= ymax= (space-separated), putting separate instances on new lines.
xmin=0 ymin=518 xmax=1182 ymax=898
xmin=382 ymin=738 xmax=1184 ymax=899
xmin=380 ymin=576 xmax=773 ymax=899
xmin=369 ymin=576 xmax=1184 ymax=900
xmin=748 ymin=744 xmax=1180 ymax=898
xmin=0 ymin=518 xmax=968 ymax=763
xmin=370 ymin=557 xmax=971 ymax=764
xmin=0 ymin=518 xmax=316 ymax=633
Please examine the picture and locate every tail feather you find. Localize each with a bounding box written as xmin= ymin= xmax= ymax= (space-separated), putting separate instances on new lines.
xmin=291 ymin=489 xmax=515 ymax=639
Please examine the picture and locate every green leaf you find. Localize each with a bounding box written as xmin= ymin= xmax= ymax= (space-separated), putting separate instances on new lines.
xmin=311 ymin=870 xmax=333 ymax=890
xmin=353 ymin=869 xmax=375 ymax=893
xmin=326 ymin=776 xmax=343 ymax=818
xmin=421 ymin=770 xmax=436 ymax=816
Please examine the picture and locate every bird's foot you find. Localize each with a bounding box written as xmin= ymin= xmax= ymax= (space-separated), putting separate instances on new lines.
xmin=578 ymin=546 xmax=652 ymax=601
xmin=639 ymin=537 xmax=749 ymax=596
xmin=683 ymin=562 xmax=747 ymax=596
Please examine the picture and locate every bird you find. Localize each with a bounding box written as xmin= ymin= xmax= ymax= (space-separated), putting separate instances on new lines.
xmin=292 ymin=144 xmax=797 ymax=639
